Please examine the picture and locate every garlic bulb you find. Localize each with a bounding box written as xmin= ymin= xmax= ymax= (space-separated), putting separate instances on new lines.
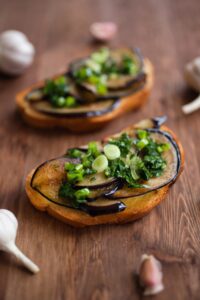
xmin=0 ymin=209 xmax=39 ymax=274
xmin=90 ymin=22 xmax=117 ymax=42
xmin=139 ymin=254 xmax=164 ymax=296
xmin=0 ymin=30 xmax=35 ymax=75
xmin=182 ymin=57 xmax=200 ymax=114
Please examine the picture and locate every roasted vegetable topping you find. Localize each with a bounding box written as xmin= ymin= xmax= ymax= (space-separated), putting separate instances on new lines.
xmin=43 ymin=76 xmax=77 ymax=108
xmin=59 ymin=143 xmax=101 ymax=207
xmin=27 ymin=47 xmax=145 ymax=116
xmin=107 ymin=129 xmax=169 ymax=182
xmin=59 ymin=130 xmax=170 ymax=207
xmin=72 ymin=48 xmax=140 ymax=95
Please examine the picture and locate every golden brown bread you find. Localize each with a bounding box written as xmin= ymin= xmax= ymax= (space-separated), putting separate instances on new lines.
xmin=16 ymin=59 xmax=153 ymax=133
xmin=25 ymin=123 xmax=184 ymax=227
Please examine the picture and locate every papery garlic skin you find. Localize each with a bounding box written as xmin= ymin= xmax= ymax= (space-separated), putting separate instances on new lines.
xmin=0 ymin=209 xmax=39 ymax=274
xmin=0 ymin=30 xmax=35 ymax=75
xmin=139 ymin=254 xmax=164 ymax=296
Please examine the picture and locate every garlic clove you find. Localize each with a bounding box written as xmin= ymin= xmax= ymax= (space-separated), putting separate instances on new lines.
xmin=182 ymin=57 xmax=200 ymax=114
xmin=143 ymin=282 xmax=164 ymax=296
xmin=0 ymin=30 xmax=28 ymax=44
xmin=182 ymin=94 xmax=200 ymax=114
xmin=7 ymin=243 xmax=40 ymax=274
xmin=90 ymin=22 xmax=117 ymax=42
xmin=0 ymin=209 xmax=17 ymax=251
xmin=139 ymin=254 xmax=164 ymax=296
xmin=184 ymin=59 xmax=200 ymax=92
xmin=0 ymin=209 xmax=18 ymax=228
xmin=0 ymin=209 xmax=40 ymax=274
xmin=0 ymin=30 xmax=35 ymax=75
xmin=192 ymin=58 xmax=200 ymax=76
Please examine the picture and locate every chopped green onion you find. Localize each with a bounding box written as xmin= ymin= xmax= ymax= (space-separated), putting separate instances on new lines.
xmin=88 ymin=142 xmax=100 ymax=157
xmin=74 ymin=188 xmax=90 ymax=202
xmin=86 ymin=59 xmax=101 ymax=73
xmin=96 ymin=83 xmax=107 ymax=95
xmin=88 ymin=75 xmax=101 ymax=84
xmin=130 ymin=156 xmax=143 ymax=180
xmin=74 ymin=67 xmax=92 ymax=81
xmin=121 ymin=55 xmax=138 ymax=75
xmin=91 ymin=48 xmax=110 ymax=64
xmin=53 ymin=96 xmax=66 ymax=107
xmin=157 ymin=143 xmax=170 ymax=153
xmin=67 ymin=149 xmax=83 ymax=158
xmin=92 ymin=155 xmax=108 ymax=173
xmin=64 ymin=162 xmax=75 ymax=171
xmin=137 ymin=129 xmax=148 ymax=139
xmin=67 ymin=172 xmax=84 ymax=183
xmin=136 ymin=138 xmax=149 ymax=150
xmin=75 ymin=164 xmax=83 ymax=171
xmin=65 ymin=96 xmax=76 ymax=107
xmin=104 ymin=144 xmax=121 ymax=160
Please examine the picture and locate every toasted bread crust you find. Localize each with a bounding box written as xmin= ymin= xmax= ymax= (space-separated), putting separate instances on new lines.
xmin=16 ymin=59 xmax=153 ymax=133
xmin=25 ymin=124 xmax=184 ymax=227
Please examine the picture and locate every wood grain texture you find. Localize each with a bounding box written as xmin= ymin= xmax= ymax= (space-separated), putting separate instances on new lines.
xmin=0 ymin=0 xmax=199 ymax=299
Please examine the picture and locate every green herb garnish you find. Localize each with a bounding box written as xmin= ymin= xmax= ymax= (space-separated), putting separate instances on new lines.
xmin=105 ymin=130 xmax=169 ymax=184
xmin=43 ymin=76 xmax=77 ymax=108
xmin=60 ymin=131 xmax=170 ymax=207
xmin=59 ymin=143 xmax=100 ymax=207
xmin=59 ymin=183 xmax=89 ymax=208
xmin=109 ymin=133 xmax=133 ymax=157
xmin=73 ymin=48 xmax=139 ymax=95
xmin=121 ymin=54 xmax=139 ymax=75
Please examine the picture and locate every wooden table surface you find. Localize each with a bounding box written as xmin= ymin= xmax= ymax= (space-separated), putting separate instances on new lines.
xmin=0 ymin=0 xmax=200 ymax=299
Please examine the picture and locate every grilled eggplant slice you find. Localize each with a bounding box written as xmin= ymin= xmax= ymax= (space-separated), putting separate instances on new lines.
xmin=26 ymin=89 xmax=44 ymax=101
xmin=31 ymin=157 xmax=125 ymax=215
xmin=25 ymin=74 xmax=121 ymax=118
xmin=31 ymin=156 xmax=77 ymax=208
xmin=76 ymin=174 xmax=121 ymax=201
xmin=30 ymin=156 xmax=122 ymax=213
xmin=29 ymin=98 xmax=120 ymax=118
xmin=75 ymin=172 xmax=118 ymax=188
xmin=69 ymin=48 xmax=146 ymax=101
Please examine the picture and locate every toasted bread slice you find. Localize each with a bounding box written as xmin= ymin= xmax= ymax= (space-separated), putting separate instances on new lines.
xmin=25 ymin=119 xmax=184 ymax=227
xmin=16 ymin=59 xmax=153 ymax=133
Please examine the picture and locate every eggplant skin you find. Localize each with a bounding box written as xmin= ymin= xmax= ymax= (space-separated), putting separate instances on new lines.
xmin=151 ymin=116 xmax=167 ymax=128
xmin=147 ymin=128 xmax=181 ymax=178
xmin=80 ymin=201 xmax=126 ymax=216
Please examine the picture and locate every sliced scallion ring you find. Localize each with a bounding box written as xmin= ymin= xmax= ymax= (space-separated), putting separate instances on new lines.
xmin=104 ymin=144 xmax=121 ymax=160
xmin=130 ymin=156 xmax=142 ymax=180
xmin=92 ymin=155 xmax=108 ymax=173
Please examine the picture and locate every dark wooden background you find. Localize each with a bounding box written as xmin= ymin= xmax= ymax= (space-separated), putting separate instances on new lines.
xmin=0 ymin=0 xmax=200 ymax=299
